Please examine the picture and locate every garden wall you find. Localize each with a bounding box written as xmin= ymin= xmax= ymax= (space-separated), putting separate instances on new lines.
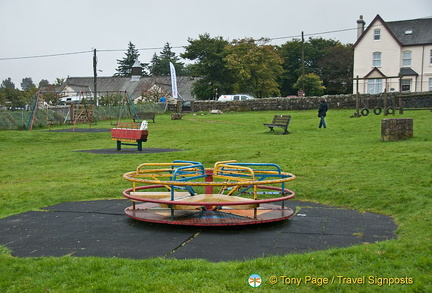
xmin=189 ymin=92 xmax=432 ymax=113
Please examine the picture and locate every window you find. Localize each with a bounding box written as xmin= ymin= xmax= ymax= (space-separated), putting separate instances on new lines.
xmin=430 ymin=49 xmax=432 ymax=64
xmin=373 ymin=52 xmax=381 ymax=67
xmin=367 ymin=79 xmax=382 ymax=94
xmin=402 ymin=51 xmax=411 ymax=66
xmin=401 ymin=79 xmax=411 ymax=91
xmin=374 ymin=29 xmax=381 ymax=40
xmin=429 ymin=78 xmax=432 ymax=91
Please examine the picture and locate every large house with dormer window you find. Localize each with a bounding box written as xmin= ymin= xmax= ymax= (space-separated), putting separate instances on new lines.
xmin=353 ymin=14 xmax=432 ymax=94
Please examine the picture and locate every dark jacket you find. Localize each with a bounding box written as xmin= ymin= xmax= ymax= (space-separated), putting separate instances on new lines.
xmin=318 ymin=101 xmax=328 ymax=117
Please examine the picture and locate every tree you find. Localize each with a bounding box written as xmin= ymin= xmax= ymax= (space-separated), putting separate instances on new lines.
xmin=305 ymin=38 xmax=340 ymax=76
xmin=0 ymin=86 xmax=23 ymax=109
xmin=149 ymin=43 xmax=184 ymax=76
xmin=55 ymin=78 xmax=65 ymax=86
xmin=38 ymin=79 xmax=50 ymax=89
xmin=1 ymin=78 xmax=15 ymax=89
xmin=139 ymin=85 xmax=172 ymax=103
xmin=225 ymin=38 xmax=283 ymax=98
xmin=21 ymin=78 xmax=35 ymax=91
xmin=278 ymin=37 xmax=353 ymax=95
xmin=114 ymin=42 xmax=148 ymax=77
xmin=278 ymin=39 xmax=303 ymax=96
xmin=293 ymin=73 xmax=325 ymax=96
xmin=19 ymin=78 xmax=38 ymax=107
xmin=181 ymin=33 xmax=234 ymax=100
xmin=317 ymin=45 xmax=353 ymax=94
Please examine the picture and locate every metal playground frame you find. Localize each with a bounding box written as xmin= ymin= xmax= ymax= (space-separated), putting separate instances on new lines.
xmin=122 ymin=160 xmax=296 ymax=226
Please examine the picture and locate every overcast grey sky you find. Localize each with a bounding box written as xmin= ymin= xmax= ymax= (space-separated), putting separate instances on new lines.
xmin=1 ymin=0 xmax=431 ymax=89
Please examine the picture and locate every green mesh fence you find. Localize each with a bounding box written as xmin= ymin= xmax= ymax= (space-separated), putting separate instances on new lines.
xmin=0 ymin=103 xmax=167 ymax=130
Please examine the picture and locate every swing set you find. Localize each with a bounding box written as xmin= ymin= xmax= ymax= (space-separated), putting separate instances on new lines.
xmin=102 ymin=91 xmax=139 ymax=125
xmin=351 ymin=75 xmax=430 ymax=117
xmin=26 ymin=90 xmax=139 ymax=130
xmin=26 ymin=91 xmax=64 ymax=131
xmin=64 ymin=91 xmax=95 ymax=130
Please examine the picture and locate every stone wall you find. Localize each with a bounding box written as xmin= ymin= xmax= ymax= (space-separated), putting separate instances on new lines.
xmin=188 ymin=92 xmax=432 ymax=113
xmin=190 ymin=96 xmax=351 ymax=112
xmin=381 ymin=118 xmax=413 ymax=141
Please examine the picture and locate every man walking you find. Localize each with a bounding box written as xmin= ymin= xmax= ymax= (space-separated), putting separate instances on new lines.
xmin=318 ymin=99 xmax=328 ymax=128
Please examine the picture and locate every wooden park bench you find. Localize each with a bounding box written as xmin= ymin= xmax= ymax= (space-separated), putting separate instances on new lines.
xmin=110 ymin=122 xmax=148 ymax=151
xmin=133 ymin=112 xmax=156 ymax=123
xmin=263 ymin=115 xmax=291 ymax=134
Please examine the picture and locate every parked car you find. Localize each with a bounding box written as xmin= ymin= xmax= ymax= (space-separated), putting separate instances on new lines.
xmin=217 ymin=94 xmax=255 ymax=102
xmin=182 ymin=100 xmax=191 ymax=111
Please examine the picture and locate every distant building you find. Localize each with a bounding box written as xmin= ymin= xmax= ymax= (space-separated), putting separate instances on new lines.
xmin=353 ymin=14 xmax=432 ymax=94
xmin=61 ymin=76 xmax=195 ymax=103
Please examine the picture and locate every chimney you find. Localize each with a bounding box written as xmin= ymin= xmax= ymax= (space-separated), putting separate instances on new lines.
xmin=131 ymin=59 xmax=142 ymax=81
xmin=357 ymin=15 xmax=365 ymax=39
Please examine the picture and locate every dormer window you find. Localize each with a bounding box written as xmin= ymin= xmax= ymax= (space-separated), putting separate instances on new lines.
xmin=374 ymin=29 xmax=381 ymax=40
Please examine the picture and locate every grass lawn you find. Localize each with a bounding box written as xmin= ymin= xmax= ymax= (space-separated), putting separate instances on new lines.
xmin=0 ymin=109 xmax=431 ymax=292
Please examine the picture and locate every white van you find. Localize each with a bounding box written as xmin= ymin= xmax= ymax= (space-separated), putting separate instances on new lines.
xmin=60 ymin=95 xmax=82 ymax=104
xmin=60 ymin=95 xmax=94 ymax=104
xmin=217 ymin=94 xmax=255 ymax=102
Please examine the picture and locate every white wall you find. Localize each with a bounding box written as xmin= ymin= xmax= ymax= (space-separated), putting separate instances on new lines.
xmin=354 ymin=19 xmax=401 ymax=93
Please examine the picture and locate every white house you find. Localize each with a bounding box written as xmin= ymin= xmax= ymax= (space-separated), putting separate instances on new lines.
xmin=353 ymin=14 xmax=432 ymax=94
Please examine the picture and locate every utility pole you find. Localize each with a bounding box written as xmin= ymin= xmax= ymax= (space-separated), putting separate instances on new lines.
xmin=93 ymin=49 xmax=98 ymax=106
xmin=301 ymin=31 xmax=305 ymax=93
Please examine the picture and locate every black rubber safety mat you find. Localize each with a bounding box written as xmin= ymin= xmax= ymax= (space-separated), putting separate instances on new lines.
xmin=0 ymin=200 xmax=397 ymax=262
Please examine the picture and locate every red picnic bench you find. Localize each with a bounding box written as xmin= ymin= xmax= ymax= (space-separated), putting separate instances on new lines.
xmin=110 ymin=122 xmax=148 ymax=151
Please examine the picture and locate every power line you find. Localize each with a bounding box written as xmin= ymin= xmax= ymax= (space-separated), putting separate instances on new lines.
xmin=269 ymin=27 xmax=357 ymax=41
xmin=0 ymin=50 xmax=93 ymax=61
xmin=0 ymin=27 xmax=357 ymax=61
xmin=98 ymin=46 xmax=184 ymax=53
xmin=0 ymin=46 xmax=185 ymax=61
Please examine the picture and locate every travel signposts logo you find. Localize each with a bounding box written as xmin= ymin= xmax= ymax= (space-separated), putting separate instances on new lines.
xmin=249 ymin=274 xmax=262 ymax=288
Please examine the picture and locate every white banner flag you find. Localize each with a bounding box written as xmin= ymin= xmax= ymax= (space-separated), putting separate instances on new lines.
xmin=169 ymin=62 xmax=178 ymax=99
